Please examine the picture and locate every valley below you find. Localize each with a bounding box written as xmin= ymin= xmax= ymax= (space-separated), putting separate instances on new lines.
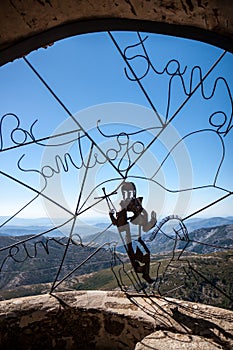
xmin=0 ymin=217 xmax=232 ymax=310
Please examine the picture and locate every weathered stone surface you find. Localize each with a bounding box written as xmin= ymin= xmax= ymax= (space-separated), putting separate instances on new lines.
xmin=0 ymin=291 xmax=232 ymax=350
xmin=135 ymin=330 xmax=226 ymax=350
xmin=134 ymin=298 xmax=233 ymax=350
xmin=0 ymin=0 xmax=232 ymax=65
xmin=0 ymin=291 xmax=155 ymax=350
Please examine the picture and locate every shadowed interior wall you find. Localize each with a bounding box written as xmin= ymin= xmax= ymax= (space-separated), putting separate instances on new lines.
xmin=0 ymin=0 xmax=232 ymax=66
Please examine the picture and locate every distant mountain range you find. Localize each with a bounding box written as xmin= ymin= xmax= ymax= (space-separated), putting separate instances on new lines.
xmin=185 ymin=216 xmax=233 ymax=231
xmin=148 ymin=224 xmax=233 ymax=254
xmin=81 ymin=216 xmax=233 ymax=249
xmin=0 ymin=216 xmax=55 ymax=227
xmin=1 ymin=215 xmax=233 ymax=228
xmin=1 ymin=217 xmax=233 ymax=257
xmin=1 ymin=215 xmax=233 ymax=236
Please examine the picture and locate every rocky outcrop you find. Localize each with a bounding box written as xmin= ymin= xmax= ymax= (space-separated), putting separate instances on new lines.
xmin=0 ymin=291 xmax=232 ymax=349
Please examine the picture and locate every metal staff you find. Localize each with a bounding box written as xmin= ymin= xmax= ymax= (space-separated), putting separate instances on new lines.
xmin=94 ymin=187 xmax=117 ymax=212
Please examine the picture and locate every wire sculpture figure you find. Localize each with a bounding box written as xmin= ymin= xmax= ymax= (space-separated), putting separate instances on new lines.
xmin=104 ymin=182 xmax=156 ymax=284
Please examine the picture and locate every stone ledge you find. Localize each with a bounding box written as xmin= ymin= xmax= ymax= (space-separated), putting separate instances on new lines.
xmin=0 ymin=291 xmax=232 ymax=349
xmin=0 ymin=291 xmax=154 ymax=350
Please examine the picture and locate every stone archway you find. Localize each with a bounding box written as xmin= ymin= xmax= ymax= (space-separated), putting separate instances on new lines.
xmin=0 ymin=0 xmax=232 ymax=66
xmin=0 ymin=2 xmax=233 ymax=350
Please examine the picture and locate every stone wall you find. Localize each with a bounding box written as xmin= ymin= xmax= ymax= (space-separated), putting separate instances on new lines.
xmin=0 ymin=291 xmax=232 ymax=349
xmin=0 ymin=0 xmax=233 ymax=66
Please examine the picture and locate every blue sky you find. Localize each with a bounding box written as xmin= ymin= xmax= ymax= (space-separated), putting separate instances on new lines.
xmin=0 ymin=31 xmax=232 ymax=224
